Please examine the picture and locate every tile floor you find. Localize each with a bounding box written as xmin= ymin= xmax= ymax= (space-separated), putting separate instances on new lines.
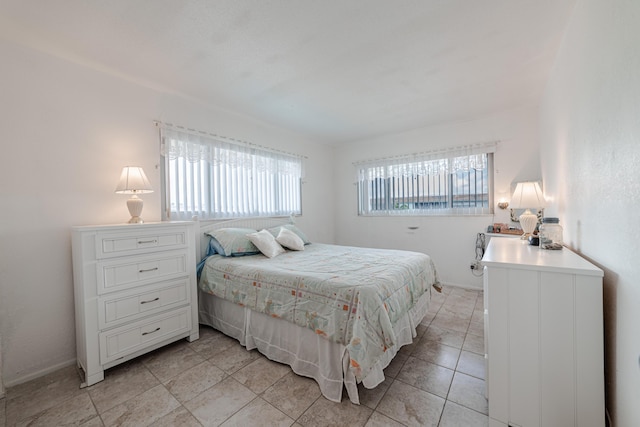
xmin=0 ymin=286 xmax=487 ymax=427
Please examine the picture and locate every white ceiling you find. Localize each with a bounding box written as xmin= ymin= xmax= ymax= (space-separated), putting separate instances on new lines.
xmin=1 ymin=0 xmax=576 ymax=145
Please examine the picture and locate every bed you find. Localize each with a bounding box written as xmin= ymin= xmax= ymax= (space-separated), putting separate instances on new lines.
xmin=196 ymin=216 xmax=439 ymax=404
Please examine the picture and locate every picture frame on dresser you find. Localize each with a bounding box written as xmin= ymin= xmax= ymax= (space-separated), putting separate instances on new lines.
xmin=71 ymin=221 xmax=199 ymax=387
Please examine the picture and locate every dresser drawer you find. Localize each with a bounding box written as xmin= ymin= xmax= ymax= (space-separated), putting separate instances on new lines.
xmin=97 ymin=250 xmax=187 ymax=294
xmin=99 ymin=279 xmax=190 ymax=329
xmin=96 ymin=227 xmax=188 ymax=259
xmin=99 ymin=306 xmax=191 ymax=364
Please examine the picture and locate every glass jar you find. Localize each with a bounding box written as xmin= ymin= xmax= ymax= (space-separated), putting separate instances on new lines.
xmin=539 ymin=217 xmax=563 ymax=250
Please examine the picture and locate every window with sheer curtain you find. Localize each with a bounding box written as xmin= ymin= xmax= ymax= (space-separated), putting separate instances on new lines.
xmin=160 ymin=125 xmax=303 ymax=220
xmin=356 ymin=143 xmax=495 ymax=216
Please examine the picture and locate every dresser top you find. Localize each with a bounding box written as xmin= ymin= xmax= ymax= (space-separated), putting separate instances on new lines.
xmin=482 ymin=238 xmax=603 ymax=277
xmin=72 ymin=221 xmax=194 ymax=231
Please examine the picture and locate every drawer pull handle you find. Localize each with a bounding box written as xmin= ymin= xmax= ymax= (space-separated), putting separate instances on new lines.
xmin=139 ymin=267 xmax=159 ymax=273
xmin=140 ymin=297 xmax=160 ymax=305
xmin=138 ymin=239 xmax=158 ymax=244
xmin=142 ymin=327 xmax=161 ymax=336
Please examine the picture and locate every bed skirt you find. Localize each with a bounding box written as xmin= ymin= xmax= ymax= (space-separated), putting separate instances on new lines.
xmin=198 ymin=286 xmax=431 ymax=404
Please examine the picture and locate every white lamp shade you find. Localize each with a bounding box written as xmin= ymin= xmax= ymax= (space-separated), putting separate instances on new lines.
xmin=115 ymin=166 xmax=153 ymax=194
xmin=510 ymin=181 xmax=545 ymax=209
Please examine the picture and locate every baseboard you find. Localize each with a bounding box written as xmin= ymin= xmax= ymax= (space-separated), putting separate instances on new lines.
xmin=3 ymin=358 xmax=76 ymax=388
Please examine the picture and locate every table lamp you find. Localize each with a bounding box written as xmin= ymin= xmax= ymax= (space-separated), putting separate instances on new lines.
xmin=115 ymin=166 xmax=153 ymax=223
xmin=510 ymin=181 xmax=545 ymax=239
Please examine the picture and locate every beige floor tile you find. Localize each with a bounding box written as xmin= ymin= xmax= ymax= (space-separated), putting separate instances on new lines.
xmin=449 ymin=288 xmax=478 ymax=299
xmin=358 ymin=376 xmax=392 ymax=409
xmin=462 ymin=333 xmax=485 ymax=355
xmin=232 ymin=356 xmax=291 ymax=394
xmin=262 ymin=372 xmax=321 ymax=419
xmin=143 ymin=342 xmax=206 ymax=383
xmin=412 ymin=340 xmax=461 ymax=370
xmin=184 ymin=377 xmax=256 ymax=427
xmin=100 ymin=384 xmax=181 ymax=427
xmin=471 ymin=308 xmax=484 ymax=323
xmin=0 ymin=397 xmax=6 ymax=427
xmin=87 ymin=361 xmax=159 ymax=414
xmin=439 ymin=400 xmax=488 ymax=427
xmin=399 ymin=336 xmax=420 ymax=356
xmin=298 ymin=397 xmax=373 ymax=427
xmin=447 ymin=372 xmax=488 ymax=415
xmin=456 ymin=350 xmax=486 ymax=380
xmin=397 ymin=357 xmax=454 ymax=398
xmin=79 ymin=416 xmax=105 ymax=426
xmin=220 ymin=397 xmax=293 ymax=427
xmin=5 ymin=365 xmax=85 ymax=426
xmin=383 ymin=352 xmax=408 ymax=378
xmin=422 ymin=325 xmax=466 ymax=349
xmin=198 ymin=324 xmax=223 ymax=340
xmin=15 ymin=393 xmax=96 ymax=427
xmin=438 ymin=304 xmax=473 ymax=321
xmin=420 ymin=311 xmax=436 ymax=327
xmin=188 ymin=330 xmax=239 ymax=358
xmin=467 ymin=321 xmax=484 ymax=337
xmin=377 ymin=381 xmax=445 ymax=427
xmin=153 ymin=406 xmax=203 ymax=427
xmin=165 ymin=360 xmax=226 ymax=403
xmin=208 ymin=343 xmax=261 ymax=374
xmin=431 ymin=312 xmax=471 ymax=334
xmin=443 ymin=294 xmax=477 ymax=307
xmin=365 ymin=411 xmax=405 ymax=427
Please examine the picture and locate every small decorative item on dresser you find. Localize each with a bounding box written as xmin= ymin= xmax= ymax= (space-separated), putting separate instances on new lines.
xmin=539 ymin=217 xmax=564 ymax=249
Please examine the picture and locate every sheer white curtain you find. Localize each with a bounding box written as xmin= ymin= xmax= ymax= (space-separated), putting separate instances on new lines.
xmin=355 ymin=142 xmax=496 ymax=216
xmin=160 ymin=125 xmax=302 ymax=220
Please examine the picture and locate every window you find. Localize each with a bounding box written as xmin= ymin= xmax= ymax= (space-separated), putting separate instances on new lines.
xmin=356 ymin=143 xmax=495 ymax=216
xmin=159 ymin=124 xmax=302 ymax=220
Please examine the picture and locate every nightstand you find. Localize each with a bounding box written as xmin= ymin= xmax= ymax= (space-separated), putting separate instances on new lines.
xmin=71 ymin=221 xmax=199 ymax=387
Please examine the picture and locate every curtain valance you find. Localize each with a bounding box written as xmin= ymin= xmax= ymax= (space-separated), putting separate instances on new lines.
xmin=354 ymin=141 xmax=497 ymax=179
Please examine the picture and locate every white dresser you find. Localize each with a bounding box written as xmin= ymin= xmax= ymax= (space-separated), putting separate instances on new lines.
xmin=482 ymin=238 xmax=604 ymax=427
xmin=71 ymin=221 xmax=199 ymax=387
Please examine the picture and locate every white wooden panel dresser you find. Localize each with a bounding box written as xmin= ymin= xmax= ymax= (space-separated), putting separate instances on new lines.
xmin=71 ymin=221 xmax=199 ymax=387
xmin=482 ymin=238 xmax=604 ymax=427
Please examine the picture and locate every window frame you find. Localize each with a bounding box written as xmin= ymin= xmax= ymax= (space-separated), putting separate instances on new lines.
xmin=159 ymin=124 xmax=303 ymax=221
xmin=356 ymin=147 xmax=495 ymax=217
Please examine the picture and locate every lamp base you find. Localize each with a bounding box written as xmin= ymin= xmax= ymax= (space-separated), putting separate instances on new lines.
xmin=519 ymin=209 xmax=538 ymax=240
xmin=126 ymin=195 xmax=145 ymax=224
xmin=520 ymin=232 xmax=533 ymax=240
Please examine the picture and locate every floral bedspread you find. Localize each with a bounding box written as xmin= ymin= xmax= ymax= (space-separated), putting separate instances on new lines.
xmin=199 ymin=243 xmax=439 ymax=381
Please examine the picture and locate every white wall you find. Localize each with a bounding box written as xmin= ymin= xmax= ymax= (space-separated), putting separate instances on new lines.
xmin=333 ymin=106 xmax=541 ymax=289
xmin=539 ymin=1 xmax=640 ymax=425
xmin=0 ymin=40 xmax=334 ymax=386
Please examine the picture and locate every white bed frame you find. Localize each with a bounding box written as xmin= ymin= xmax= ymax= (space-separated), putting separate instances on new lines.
xmin=195 ymin=215 xmax=430 ymax=404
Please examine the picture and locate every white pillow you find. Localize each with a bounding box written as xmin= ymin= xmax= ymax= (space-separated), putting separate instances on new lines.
xmin=276 ymin=227 xmax=305 ymax=251
xmin=246 ymin=229 xmax=285 ymax=258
